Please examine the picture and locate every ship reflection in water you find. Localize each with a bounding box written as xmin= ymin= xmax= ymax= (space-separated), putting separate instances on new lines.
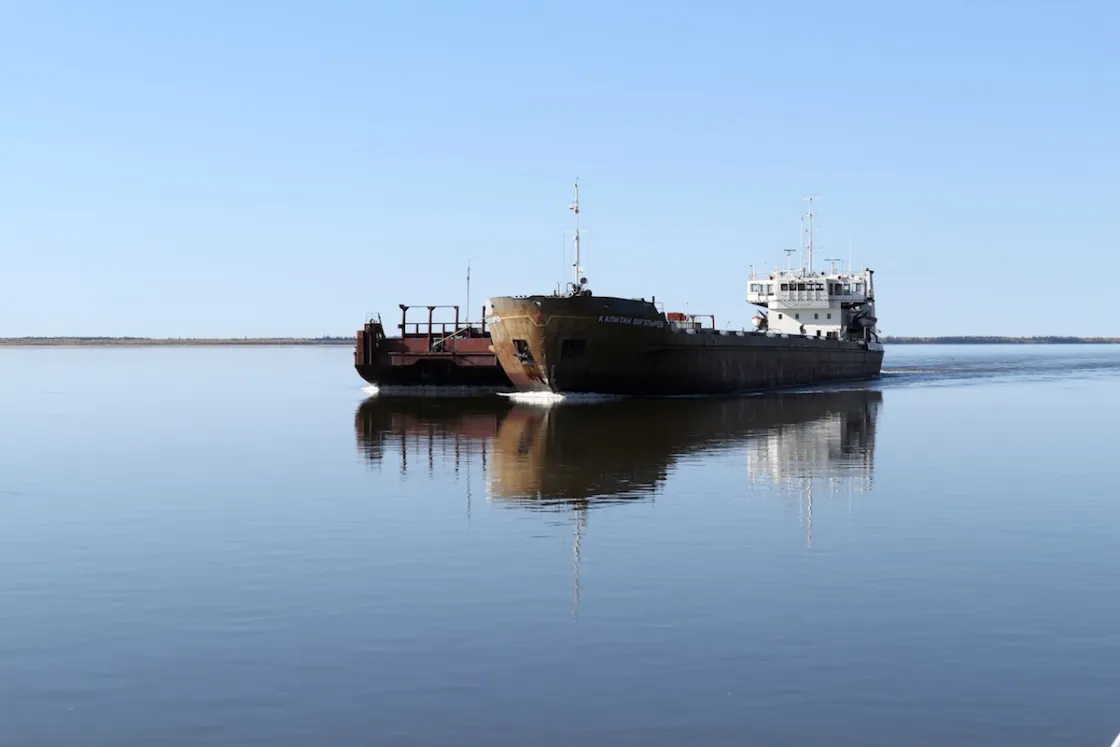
xmin=355 ymin=390 xmax=880 ymax=615
xmin=353 ymin=388 xmax=880 ymax=524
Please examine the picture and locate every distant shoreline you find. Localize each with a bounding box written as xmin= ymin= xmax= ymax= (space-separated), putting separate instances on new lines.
xmin=2 ymin=335 xmax=1118 ymax=348
xmin=881 ymin=336 xmax=1120 ymax=344
xmin=0 ymin=337 xmax=355 ymax=347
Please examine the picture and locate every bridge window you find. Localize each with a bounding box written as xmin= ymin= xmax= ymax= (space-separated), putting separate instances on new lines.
xmin=781 ymin=284 xmax=789 ymax=291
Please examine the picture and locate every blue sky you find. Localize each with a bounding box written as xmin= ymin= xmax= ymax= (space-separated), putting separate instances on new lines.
xmin=2 ymin=0 xmax=1117 ymax=337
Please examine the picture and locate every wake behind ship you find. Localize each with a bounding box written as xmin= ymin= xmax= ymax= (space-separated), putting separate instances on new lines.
xmin=486 ymin=188 xmax=883 ymax=396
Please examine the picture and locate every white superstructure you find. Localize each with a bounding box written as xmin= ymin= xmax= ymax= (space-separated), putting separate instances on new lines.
xmin=746 ymin=198 xmax=880 ymax=343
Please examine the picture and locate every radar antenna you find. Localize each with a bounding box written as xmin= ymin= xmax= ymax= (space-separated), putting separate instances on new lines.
xmin=824 ymin=257 xmax=842 ymax=274
xmin=783 ymin=248 xmax=796 ymax=272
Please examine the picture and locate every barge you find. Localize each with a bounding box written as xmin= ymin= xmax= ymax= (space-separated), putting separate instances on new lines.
xmin=486 ymin=187 xmax=884 ymax=396
xmin=354 ymin=304 xmax=512 ymax=393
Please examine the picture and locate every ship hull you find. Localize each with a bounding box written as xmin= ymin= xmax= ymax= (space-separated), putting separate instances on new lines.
xmin=354 ymin=358 xmax=513 ymax=389
xmin=487 ymin=295 xmax=883 ymax=395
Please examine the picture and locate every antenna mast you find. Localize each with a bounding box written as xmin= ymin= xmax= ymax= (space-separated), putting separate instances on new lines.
xmin=801 ymin=195 xmax=817 ymax=274
xmin=784 ymin=248 xmax=796 ymax=272
xmin=798 ymin=217 xmax=804 ymax=274
xmin=465 ymin=259 xmax=471 ymax=325
xmin=570 ymin=178 xmax=581 ymax=291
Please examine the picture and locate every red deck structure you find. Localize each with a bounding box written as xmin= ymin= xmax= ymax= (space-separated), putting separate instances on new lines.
xmin=354 ymin=304 xmax=512 ymax=390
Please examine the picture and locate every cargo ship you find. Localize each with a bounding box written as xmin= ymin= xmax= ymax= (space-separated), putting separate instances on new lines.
xmin=354 ymin=303 xmax=512 ymax=392
xmin=486 ymin=186 xmax=884 ymax=396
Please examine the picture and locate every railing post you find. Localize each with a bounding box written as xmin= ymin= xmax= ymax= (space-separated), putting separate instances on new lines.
xmin=427 ymin=306 xmax=435 ymax=350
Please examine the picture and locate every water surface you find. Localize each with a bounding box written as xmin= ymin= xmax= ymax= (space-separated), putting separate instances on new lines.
xmin=2 ymin=344 xmax=1118 ymax=746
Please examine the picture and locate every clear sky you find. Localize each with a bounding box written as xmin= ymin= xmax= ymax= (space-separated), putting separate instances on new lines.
xmin=2 ymin=0 xmax=1117 ymax=337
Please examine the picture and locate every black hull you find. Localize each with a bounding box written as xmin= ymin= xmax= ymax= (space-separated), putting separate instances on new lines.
xmin=515 ymin=343 xmax=884 ymax=396
xmin=531 ymin=364 xmax=883 ymax=396
xmin=355 ymin=363 xmax=512 ymax=389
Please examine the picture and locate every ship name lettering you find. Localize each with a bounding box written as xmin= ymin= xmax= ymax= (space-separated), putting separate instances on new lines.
xmin=597 ymin=315 xmax=665 ymax=328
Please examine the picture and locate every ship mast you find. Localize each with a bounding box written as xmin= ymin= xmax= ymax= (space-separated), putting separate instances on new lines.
xmin=570 ymin=179 xmax=581 ymax=291
xmin=802 ymin=195 xmax=817 ymax=274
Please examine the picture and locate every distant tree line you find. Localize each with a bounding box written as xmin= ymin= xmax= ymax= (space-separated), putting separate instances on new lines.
xmin=883 ymin=336 xmax=1120 ymax=344
xmin=0 ymin=336 xmax=355 ymax=346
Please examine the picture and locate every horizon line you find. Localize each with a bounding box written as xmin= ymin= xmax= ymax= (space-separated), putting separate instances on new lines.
xmin=3 ymin=334 xmax=1119 ymax=347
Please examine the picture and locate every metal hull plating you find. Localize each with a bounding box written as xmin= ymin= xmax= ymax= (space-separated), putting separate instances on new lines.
xmin=354 ymin=357 xmax=512 ymax=389
xmin=487 ymin=295 xmax=883 ymax=396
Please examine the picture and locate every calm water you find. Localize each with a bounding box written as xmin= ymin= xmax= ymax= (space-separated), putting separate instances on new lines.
xmin=2 ymin=344 xmax=1119 ymax=746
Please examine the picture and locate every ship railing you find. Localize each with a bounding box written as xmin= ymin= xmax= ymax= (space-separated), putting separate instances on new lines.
xmin=396 ymin=304 xmax=491 ymax=348
xmin=400 ymin=320 xmax=487 ymax=336
xmin=427 ymin=325 xmax=484 ymax=352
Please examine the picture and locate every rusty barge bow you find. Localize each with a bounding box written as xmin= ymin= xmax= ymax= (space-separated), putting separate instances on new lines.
xmin=354 ymin=304 xmax=512 ymax=392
